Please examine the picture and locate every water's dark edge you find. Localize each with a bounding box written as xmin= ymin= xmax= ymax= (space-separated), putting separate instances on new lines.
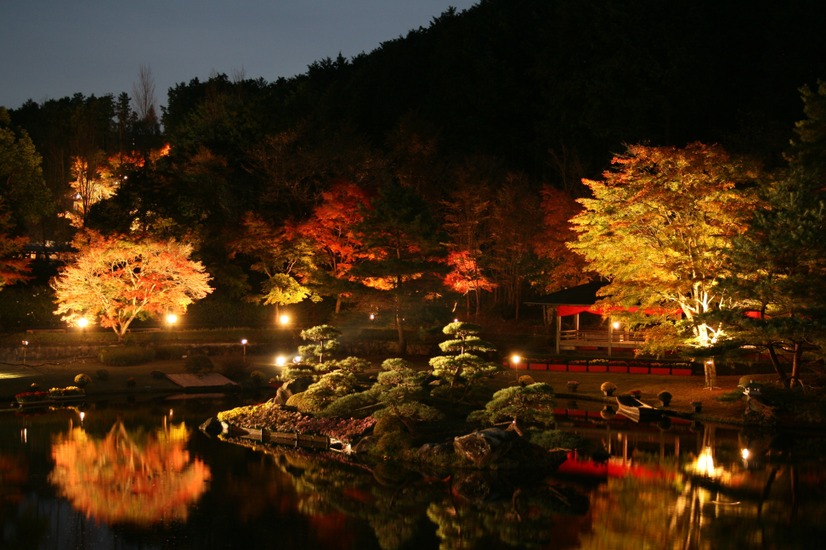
xmin=2 ymin=393 xmax=825 ymax=550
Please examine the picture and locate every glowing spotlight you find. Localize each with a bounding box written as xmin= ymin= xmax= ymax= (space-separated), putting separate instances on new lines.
xmin=694 ymin=446 xmax=717 ymax=477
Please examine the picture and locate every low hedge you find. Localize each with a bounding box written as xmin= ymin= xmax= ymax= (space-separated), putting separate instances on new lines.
xmin=98 ymin=346 xmax=156 ymax=366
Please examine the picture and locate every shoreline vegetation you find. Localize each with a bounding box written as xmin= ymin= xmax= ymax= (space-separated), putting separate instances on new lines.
xmin=4 ymin=322 xmax=824 ymax=475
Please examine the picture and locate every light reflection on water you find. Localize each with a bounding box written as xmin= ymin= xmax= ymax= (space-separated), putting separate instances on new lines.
xmin=1 ymin=398 xmax=825 ymax=549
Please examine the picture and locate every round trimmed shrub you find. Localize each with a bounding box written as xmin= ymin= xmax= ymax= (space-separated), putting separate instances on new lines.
xmin=74 ymin=373 xmax=92 ymax=388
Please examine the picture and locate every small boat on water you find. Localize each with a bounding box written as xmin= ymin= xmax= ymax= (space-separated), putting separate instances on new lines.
xmin=615 ymin=394 xmax=663 ymax=423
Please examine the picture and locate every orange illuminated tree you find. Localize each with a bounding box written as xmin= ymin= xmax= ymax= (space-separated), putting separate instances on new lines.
xmin=51 ymin=231 xmax=213 ymax=340
xmin=293 ymin=180 xmax=370 ymax=313
xmin=534 ymin=185 xmax=590 ymax=291
xmin=569 ymin=143 xmax=761 ymax=379
xmin=0 ymin=206 xmax=30 ymax=290
xmin=441 ymin=176 xmax=496 ymax=318
xmin=443 ymin=250 xmax=497 ymax=318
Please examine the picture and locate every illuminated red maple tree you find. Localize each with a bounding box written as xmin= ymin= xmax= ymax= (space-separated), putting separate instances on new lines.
xmin=51 ymin=231 xmax=212 ymax=340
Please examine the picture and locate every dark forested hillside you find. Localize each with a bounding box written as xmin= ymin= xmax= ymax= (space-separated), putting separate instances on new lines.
xmin=272 ymin=0 xmax=826 ymax=185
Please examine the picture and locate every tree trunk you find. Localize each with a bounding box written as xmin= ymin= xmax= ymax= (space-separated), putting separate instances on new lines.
xmin=703 ymin=357 xmax=717 ymax=389
xmin=394 ymin=294 xmax=407 ymax=356
xmin=766 ymin=345 xmax=789 ymax=388
xmin=790 ymin=342 xmax=803 ymax=388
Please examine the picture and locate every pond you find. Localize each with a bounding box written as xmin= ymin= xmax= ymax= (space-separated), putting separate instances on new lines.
xmin=1 ymin=394 xmax=824 ymax=549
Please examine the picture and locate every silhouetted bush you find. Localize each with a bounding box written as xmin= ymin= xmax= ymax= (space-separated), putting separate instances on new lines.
xmin=184 ymin=354 xmax=214 ymax=375
xmin=99 ymin=346 xmax=156 ymax=366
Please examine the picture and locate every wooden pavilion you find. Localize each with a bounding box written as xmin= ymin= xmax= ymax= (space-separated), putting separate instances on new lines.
xmin=526 ymin=281 xmax=650 ymax=356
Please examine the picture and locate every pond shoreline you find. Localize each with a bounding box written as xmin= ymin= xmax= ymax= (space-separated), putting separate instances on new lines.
xmin=3 ymin=354 xmax=816 ymax=429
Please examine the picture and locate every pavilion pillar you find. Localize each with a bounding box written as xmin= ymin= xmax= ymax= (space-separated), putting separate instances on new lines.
xmin=555 ymin=308 xmax=561 ymax=354
xmin=608 ymin=319 xmax=613 ymax=357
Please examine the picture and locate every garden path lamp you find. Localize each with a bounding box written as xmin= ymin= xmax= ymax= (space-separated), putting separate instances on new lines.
xmin=165 ymin=313 xmax=177 ymax=335
xmin=76 ymin=317 xmax=89 ymax=340
xmin=241 ymin=339 xmax=248 ymax=365
xmin=510 ymin=354 xmax=521 ymax=381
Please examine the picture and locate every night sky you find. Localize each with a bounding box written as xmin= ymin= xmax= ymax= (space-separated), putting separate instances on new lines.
xmin=0 ymin=0 xmax=478 ymax=110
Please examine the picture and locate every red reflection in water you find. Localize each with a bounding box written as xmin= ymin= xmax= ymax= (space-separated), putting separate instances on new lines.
xmin=49 ymin=420 xmax=210 ymax=526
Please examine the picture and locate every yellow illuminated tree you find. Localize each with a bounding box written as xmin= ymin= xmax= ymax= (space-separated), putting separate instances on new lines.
xmin=66 ymin=151 xmax=135 ymax=227
xmin=569 ymin=143 xmax=761 ymax=379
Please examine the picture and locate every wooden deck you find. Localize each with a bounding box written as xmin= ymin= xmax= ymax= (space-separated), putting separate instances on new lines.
xmin=231 ymin=425 xmax=331 ymax=449
xmin=166 ymin=373 xmax=239 ymax=389
xmin=559 ymin=329 xmax=645 ymax=346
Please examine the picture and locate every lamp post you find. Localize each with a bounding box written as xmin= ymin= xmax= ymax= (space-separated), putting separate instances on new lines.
xmin=166 ymin=313 xmax=178 ymax=340
xmin=77 ymin=317 xmax=89 ymax=341
xmin=511 ymin=353 xmax=521 ymax=382
xmin=21 ymin=340 xmax=28 ymax=366
xmin=241 ymin=338 xmax=248 ymax=365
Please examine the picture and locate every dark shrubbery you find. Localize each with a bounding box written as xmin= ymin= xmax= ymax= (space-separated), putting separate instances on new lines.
xmin=0 ymin=285 xmax=61 ymax=331
xmin=154 ymin=346 xmax=183 ymax=360
xmin=249 ymin=370 xmax=267 ymax=386
xmin=184 ymin=354 xmax=214 ymax=375
xmin=99 ymin=346 xmax=156 ymax=366
xmin=219 ymin=357 xmax=246 ymax=381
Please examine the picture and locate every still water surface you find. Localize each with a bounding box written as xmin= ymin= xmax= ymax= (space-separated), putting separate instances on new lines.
xmin=2 ymin=394 xmax=824 ymax=549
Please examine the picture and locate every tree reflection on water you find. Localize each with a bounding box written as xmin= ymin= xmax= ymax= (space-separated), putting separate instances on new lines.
xmin=232 ymin=420 xmax=826 ymax=549
xmin=2 ymin=405 xmax=825 ymax=549
xmin=227 ymin=438 xmax=592 ymax=549
xmin=49 ymin=419 xmax=211 ymax=526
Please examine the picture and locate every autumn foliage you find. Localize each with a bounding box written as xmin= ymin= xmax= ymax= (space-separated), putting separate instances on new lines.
xmin=569 ymin=143 xmax=760 ymax=350
xmin=50 ymin=421 xmax=210 ymax=526
xmin=51 ymin=231 xmax=212 ymax=339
